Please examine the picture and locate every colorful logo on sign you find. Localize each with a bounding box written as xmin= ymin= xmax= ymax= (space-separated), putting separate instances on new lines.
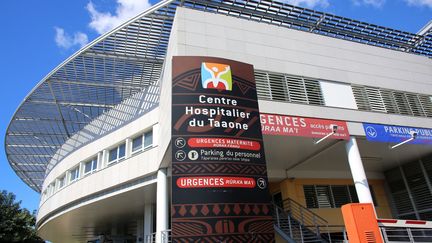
xmin=201 ymin=62 xmax=232 ymax=91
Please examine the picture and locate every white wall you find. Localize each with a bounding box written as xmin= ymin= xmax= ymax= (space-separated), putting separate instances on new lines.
xmin=172 ymin=7 xmax=432 ymax=131
xmin=174 ymin=7 xmax=431 ymax=95
xmin=37 ymin=6 xmax=432 ymax=228
xmin=38 ymin=108 xmax=161 ymax=222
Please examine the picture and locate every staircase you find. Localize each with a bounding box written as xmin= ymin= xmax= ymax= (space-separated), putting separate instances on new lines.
xmin=274 ymin=198 xmax=334 ymax=243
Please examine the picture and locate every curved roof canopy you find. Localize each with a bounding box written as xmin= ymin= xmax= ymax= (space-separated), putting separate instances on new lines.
xmin=6 ymin=0 xmax=432 ymax=192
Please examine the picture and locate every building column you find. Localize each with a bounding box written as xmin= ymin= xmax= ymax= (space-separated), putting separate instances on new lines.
xmin=136 ymin=218 xmax=143 ymax=242
xmin=101 ymin=149 xmax=108 ymax=168
xmin=144 ymin=203 xmax=153 ymax=237
xmin=156 ymin=168 xmax=168 ymax=243
xmin=345 ymin=136 xmax=374 ymax=205
xmin=97 ymin=151 xmax=102 ymax=170
xmin=125 ymin=138 xmax=132 ymax=158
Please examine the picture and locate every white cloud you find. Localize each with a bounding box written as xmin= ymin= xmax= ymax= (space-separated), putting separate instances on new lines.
xmin=405 ymin=0 xmax=432 ymax=8
xmin=352 ymin=0 xmax=386 ymax=8
xmin=87 ymin=0 xmax=152 ymax=34
xmin=54 ymin=27 xmax=89 ymax=49
xmin=281 ymin=0 xmax=330 ymax=8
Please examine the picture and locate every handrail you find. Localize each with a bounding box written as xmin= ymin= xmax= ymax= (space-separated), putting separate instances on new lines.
xmin=380 ymin=226 xmax=432 ymax=242
xmin=143 ymin=230 xmax=171 ymax=243
xmin=161 ymin=229 xmax=172 ymax=243
xmin=273 ymin=198 xmax=360 ymax=242
xmin=281 ymin=197 xmax=329 ymax=225
xmin=281 ymin=197 xmax=331 ymax=241
xmin=274 ymin=202 xmax=332 ymax=243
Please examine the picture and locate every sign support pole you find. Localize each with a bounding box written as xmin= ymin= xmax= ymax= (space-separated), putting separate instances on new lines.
xmin=156 ymin=168 xmax=168 ymax=243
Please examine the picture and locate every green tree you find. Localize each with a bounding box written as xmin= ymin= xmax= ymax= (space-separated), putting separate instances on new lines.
xmin=0 ymin=190 xmax=44 ymax=243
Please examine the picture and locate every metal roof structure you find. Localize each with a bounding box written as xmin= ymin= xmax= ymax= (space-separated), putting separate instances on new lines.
xmin=5 ymin=0 xmax=432 ymax=192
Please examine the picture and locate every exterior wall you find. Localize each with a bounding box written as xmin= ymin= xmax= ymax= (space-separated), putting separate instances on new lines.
xmin=270 ymin=178 xmax=393 ymax=226
xmin=34 ymin=6 xmax=431 ymax=241
xmin=38 ymin=108 xmax=161 ymax=223
xmin=173 ymin=7 xmax=432 ymax=130
xmin=157 ymin=8 xmax=180 ymax=166
xmin=175 ymin=8 xmax=431 ymax=94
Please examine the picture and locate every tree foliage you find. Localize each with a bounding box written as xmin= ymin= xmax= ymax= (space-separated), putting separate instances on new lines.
xmin=0 ymin=190 xmax=44 ymax=243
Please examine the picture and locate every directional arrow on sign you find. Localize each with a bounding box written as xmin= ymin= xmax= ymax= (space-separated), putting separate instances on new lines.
xmin=175 ymin=137 xmax=186 ymax=148
xmin=366 ymin=126 xmax=378 ymax=138
xmin=175 ymin=150 xmax=186 ymax=161
xmin=257 ymin=178 xmax=266 ymax=189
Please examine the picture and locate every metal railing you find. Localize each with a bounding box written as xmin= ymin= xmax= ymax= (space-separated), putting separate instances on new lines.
xmin=143 ymin=233 xmax=155 ymax=243
xmin=380 ymin=227 xmax=432 ymax=242
xmin=280 ymin=198 xmax=331 ymax=241
xmin=323 ymin=225 xmax=348 ymax=243
xmin=274 ymin=198 xmax=349 ymax=243
xmin=143 ymin=230 xmax=171 ymax=243
xmin=161 ymin=229 xmax=171 ymax=243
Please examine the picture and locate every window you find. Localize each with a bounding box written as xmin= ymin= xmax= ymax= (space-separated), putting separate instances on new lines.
xmin=304 ymin=184 xmax=377 ymax=208
xmin=48 ymin=183 xmax=56 ymax=196
xmin=108 ymin=143 xmax=126 ymax=164
xmin=69 ymin=166 xmax=80 ymax=182
xmin=132 ymin=130 xmax=153 ymax=154
xmin=144 ymin=130 xmax=153 ymax=148
xmin=132 ymin=136 xmax=142 ymax=152
xmin=84 ymin=157 xmax=98 ymax=175
xmin=272 ymin=192 xmax=283 ymax=208
xmin=316 ymin=185 xmax=333 ymax=208
xmin=42 ymin=190 xmax=47 ymax=201
xmin=57 ymin=175 xmax=66 ymax=189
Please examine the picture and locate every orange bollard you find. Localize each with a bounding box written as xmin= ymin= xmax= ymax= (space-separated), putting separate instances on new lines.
xmin=341 ymin=203 xmax=383 ymax=243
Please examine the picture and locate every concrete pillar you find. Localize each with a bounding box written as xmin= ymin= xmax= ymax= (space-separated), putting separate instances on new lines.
xmin=97 ymin=151 xmax=102 ymax=170
xmin=125 ymin=138 xmax=132 ymax=158
xmin=156 ymin=168 xmax=168 ymax=243
xmin=153 ymin=124 xmax=160 ymax=147
xmin=101 ymin=149 xmax=108 ymax=168
xmin=144 ymin=203 xmax=153 ymax=236
xmin=345 ymin=136 xmax=374 ymax=205
xmin=136 ymin=219 xmax=143 ymax=242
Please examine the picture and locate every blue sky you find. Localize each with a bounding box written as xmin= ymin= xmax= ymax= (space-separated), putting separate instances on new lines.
xmin=0 ymin=0 xmax=430 ymax=212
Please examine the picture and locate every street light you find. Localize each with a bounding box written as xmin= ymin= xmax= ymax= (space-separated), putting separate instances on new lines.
xmin=315 ymin=124 xmax=338 ymax=144
xmin=390 ymin=131 xmax=418 ymax=149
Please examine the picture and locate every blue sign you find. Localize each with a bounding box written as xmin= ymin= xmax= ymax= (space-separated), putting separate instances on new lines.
xmin=363 ymin=123 xmax=432 ymax=145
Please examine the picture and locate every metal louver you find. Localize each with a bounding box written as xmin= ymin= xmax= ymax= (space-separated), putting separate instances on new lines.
xmin=423 ymin=155 xmax=432 ymax=184
xmin=380 ymin=89 xmax=399 ymax=114
xmin=304 ymin=185 xmax=319 ymax=208
xmin=254 ymin=70 xmax=324 ymax=105
xmin=406 ymin=93 xmax=427 ymax=117
xmin=403 ymin=163 xmax=432 ymax=211
xmin=315 ymin=185 xmax=333 ymax=208
xmin=385 ymin=161 xmax=432 ymax=220
xmin=331 ymin=185 xmax=351 ymax=208
xmin=351 ymin=85 xmax=387 ymax=112
xmin=352 ymin=85 xmax=432 ymax=118
xmin=419 ymin=96 xmax=432 ymax=118
xmin=393 ymin=92 xmax=412 ymax=115
xmin=304 ymin=184 xmax=377 ymax=209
